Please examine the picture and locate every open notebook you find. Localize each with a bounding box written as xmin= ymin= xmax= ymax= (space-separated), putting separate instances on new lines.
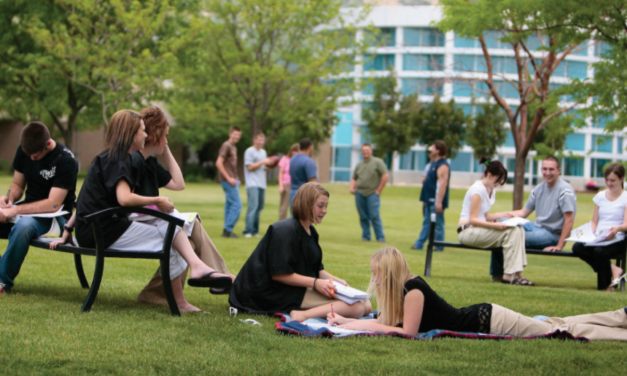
xmin=332 ymin=281 xmax=371 ymax=305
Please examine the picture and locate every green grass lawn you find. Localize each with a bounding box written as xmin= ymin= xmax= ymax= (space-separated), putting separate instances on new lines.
xmin=2 ymin=177 xmax=626 ymax=375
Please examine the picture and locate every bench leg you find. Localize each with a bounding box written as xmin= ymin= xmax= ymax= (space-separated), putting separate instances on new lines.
xmin=74 ymin=254 xmax=89 ymax=289
xmin=618 ymin=256 xmax=626 ymax=292
xmin=424 ymin=213 xmax=436 ymax=278
xmin=82 ymin=254 xmax=105 ymax=313
xmin=160 ymin=258 xmax=181 ymax=316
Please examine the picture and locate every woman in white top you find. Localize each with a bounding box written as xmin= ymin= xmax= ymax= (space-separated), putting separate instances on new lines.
xmin=457 ymin=157 xmax=533 ymax=285
xmin=573 ymin=164 xmax=627 ymax=291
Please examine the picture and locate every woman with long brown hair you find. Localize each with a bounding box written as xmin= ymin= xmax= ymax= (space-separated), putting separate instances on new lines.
xmin=52 ymin=110 xmax=230 ymax=313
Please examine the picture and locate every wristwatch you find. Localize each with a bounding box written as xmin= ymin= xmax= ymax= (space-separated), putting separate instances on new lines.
xmin=63 ymin=225 xmax=74 ymax=234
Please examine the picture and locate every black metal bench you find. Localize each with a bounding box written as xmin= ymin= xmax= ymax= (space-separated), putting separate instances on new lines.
xmin=28 ymin=207 xmax=185 ymax=315
xmin=423 ymin=215 xmax=627 ymax=291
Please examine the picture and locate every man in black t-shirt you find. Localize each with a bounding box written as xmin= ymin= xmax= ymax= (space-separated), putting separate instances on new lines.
xmin=0 ymin=122 xmax=78 ymax=294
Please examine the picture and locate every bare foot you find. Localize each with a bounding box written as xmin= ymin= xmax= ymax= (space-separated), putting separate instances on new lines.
xmin=289 ymin=310 xmax=306 ymax=322
xmin=179 ymin=302 xmax=208 ymax=313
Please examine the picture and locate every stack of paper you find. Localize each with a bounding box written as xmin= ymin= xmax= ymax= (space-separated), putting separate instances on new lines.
xmin=332 ymin=281 xmax=371 ymax=305
xmin=129 ymin=209 xmax=198 ymax=237
xmin=502 ymin=217 xmax=530 ymax=227
xmin=565 ymin=222 xmax=621 ymax=246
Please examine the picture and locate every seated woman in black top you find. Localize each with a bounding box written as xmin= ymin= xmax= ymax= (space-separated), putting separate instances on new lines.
xmin=52 ymin=110 xmax=230 ymax=313
xmin=328 ymin=248 xmax=627 ymax=341
xmin=229 ymin=182 xmax=372 ymax=321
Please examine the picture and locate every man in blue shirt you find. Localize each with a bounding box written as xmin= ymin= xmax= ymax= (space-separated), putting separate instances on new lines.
xmin=289 ymin=138 xmax=317 ymax=210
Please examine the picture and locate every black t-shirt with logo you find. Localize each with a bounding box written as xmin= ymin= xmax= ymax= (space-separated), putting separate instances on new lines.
xmin=12 ymin=141 xmax=78 ymax=218
xmin=75 ymin=152 xmax=137 ymax=249
xmin=228 ymin=217 xmax=324 ymax=314
xmin=131 ymin=151 xmax=172 ymax=197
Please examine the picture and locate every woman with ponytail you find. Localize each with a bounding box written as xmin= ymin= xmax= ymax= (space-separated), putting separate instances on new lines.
xmin=456 ymin=157 xmax=533 ymax=285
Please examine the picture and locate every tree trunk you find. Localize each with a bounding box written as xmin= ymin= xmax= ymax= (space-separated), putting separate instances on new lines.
xmin=512 ymin=151 xmax=528 ymax=210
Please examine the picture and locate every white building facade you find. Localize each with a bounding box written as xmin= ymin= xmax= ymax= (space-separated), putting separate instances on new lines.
xmin=330 ymin=5 xmax=620 ymax=190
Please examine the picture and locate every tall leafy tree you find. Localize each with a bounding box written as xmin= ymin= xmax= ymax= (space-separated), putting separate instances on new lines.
xmin=416 ymin=97 xmax=467 ymax=160
xmin=466 ymin=103 xmax=507 ymax=161
xmin=439 ymin=0 xmax=590 ymax=208
xmin=168 ymin=0 xmax=368 ymax=153
xmin=362 ymin=71 xmax=422 ymax=183
xmin=0 ymin=0 xmax=195 ymax=149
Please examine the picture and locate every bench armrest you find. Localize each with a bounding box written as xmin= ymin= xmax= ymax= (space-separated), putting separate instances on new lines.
xmin=84 ymin=207 xmax=185 ymax=227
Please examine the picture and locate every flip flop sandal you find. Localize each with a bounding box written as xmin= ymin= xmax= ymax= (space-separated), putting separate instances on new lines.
xmin=210 ymin=286 xmax=231 ymax=295
xmin=188 ymin=271 xmax=233 ymax=288
xmin=518 ymin=278 xmax=535 ymax=286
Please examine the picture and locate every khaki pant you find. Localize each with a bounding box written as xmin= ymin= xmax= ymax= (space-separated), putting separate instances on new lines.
xmin=137 ymin=218 xmax=230 ymax=305
xmin=279 ymin=186 xmax=291 ymax=220
xmin=300 ymin=287 xmax=340 ymax=310
xmin=458 ymin=226 xmax=527 ymax=275
xmin=490 ymin=304 xmax=627 ymax=341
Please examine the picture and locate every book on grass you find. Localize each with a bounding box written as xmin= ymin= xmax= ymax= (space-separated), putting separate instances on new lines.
xmin=331 ymin=281 xmax=371 ymax=305
xmin=565 ymin=222 xmax=621 ymax=246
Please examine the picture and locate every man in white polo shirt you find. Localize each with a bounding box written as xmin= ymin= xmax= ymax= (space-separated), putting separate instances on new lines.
xmin=243 ymin=132 xmax=271 ymax=238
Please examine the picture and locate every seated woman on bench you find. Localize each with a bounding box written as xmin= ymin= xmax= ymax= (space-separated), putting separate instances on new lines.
xmin=328 ymin=247 xmax=627 ymax=341
xmin=133 ymin=107 xmax=236 ymax=303
xmin=457 ymin=158 xmax=533 ymax=286
xmin=229 ymin=182 xmax=372 ymax=321
xmin=573 ymin=163 xmax=627 ymax=291
xmin=52 ymin=110 xmax=230 ymax=313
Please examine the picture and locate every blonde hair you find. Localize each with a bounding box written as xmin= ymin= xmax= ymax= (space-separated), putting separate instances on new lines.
xmin=287 ymin=143 xmax=300 ymax=157
xmin=103 ymin=110 xmax=143 ymax=159
xmin=368 ymin=247 xmax=413 ymax=327
xmin=291 ymin=182 xmax=329 ymax=223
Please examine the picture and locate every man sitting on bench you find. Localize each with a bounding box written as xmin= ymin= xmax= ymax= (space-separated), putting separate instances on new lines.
xmin=491 ymin=156 xmax=577 ymax=281
xmin=0 ymin=122 xmax=78 ymax=294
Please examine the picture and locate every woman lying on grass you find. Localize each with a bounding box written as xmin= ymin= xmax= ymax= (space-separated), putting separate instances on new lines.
xmin=133 ymin=107 xmax=236 ymax=303
xmin=328 ymin=247 xmax=627 ymax=340
xmin=51 ymin=110 xmax=230 ymax=313
xmin=229 ymin=182 xmax=372 ymax=320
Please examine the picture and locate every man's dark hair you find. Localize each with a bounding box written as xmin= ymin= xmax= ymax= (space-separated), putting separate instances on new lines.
xmin=300 ymin=138 xmax=313 ymax=150
xmin=21 ymin=121 xmax=51 ymax=155
xmin=542 ymin=155 xmax=561 ymax=168
xmin=229 ymin=126 xmax=242 ymax=134
xmin=433 ymin=140 xmax=447 ymax=157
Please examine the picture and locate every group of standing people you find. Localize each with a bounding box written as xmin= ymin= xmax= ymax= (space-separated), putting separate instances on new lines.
xmin=215 ymin=129 xmax=318 ymax=239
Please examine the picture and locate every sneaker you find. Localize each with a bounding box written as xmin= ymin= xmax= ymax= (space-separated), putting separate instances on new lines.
xmin=253 ymin=234 xmax=260 ymax=237
xmin=377 ymin=239 xmax=386 ymax=243
xmin=362 ymin=238 xmax=371 ymax=242
xmin=222 ymin=229 xmax=239 ymax=238
xmin=491 ymin=275 xmax=503 ymax=283
xmin=411 ymin=245 xmax=422 ymax=251
xmin=244 ymin=233 xmax=253 ymax=238
xmin=0 ymin=282 xmax=10 ymax=294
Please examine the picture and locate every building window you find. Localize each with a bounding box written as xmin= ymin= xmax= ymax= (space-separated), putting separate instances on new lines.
xmin=366 ymin=27 xmax=396 ymax=47
xmin=402 ymin=54 xmax=444 ymax=71
xmin=593 ymin=115 xmax=612 ymax=129
xmin=563 ymin=158 xmax=584 ymax=176
xmin=398 ymin=151 xmax=429 ymax=171
xmin=503 ymin=132 xmax=515 ymax=147
xmin=404 ymin=28 xmax=444 ymax=47
xmin=401 ymin=78 xmax=443 ymax=96
xmin=565 ymin=133 xmax=585 ymax=151
xmin=453 ymin=55 xmax=486 ymax=72
xmin=363 ymin=54 xmax=395 ymax=71
xmin=618 ymin=137 xmax=624 ymax=154
xmin=593 ymin=135 xmax=613 ymax=153
xmin=450 ymin=152 xmax=473 ymax=172
xmin=594 ymin=40 xmax=611 ymax=57
xmin=591 ymin=158 xmax=612 ymax=178
xmin=332 ymin=112 xmax=353 ymax=146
